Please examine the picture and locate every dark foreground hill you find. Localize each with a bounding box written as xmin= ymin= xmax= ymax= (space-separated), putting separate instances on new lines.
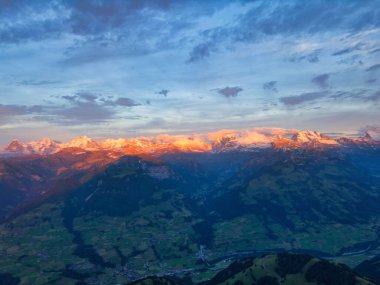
xmin=131 ymin=253 xmax=376 ymax=285
xmin=356 ymin=255 xmax=380 ymax=284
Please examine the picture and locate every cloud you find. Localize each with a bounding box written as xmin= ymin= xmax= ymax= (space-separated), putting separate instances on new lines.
xmin=61 ymin=92 xmax=139 ymax=107
xmin=61 ymin=95 xmax=77 ymax=102
xmin=1 ymin=0 xmax=379 ymax=68
xmin=263 ymin=81 xmax=278 ymax=93
xmin=336 ymin=54 xmax=363 ymax=66
xmin=1 ymin=0 xmax=379 ymax=139
xmin=366 ymin=64 xmax=380 ymax=72
xmin=329 ymin=89 xmax=367 ymax=100
xmin=0 ymin=104 xmax=46 ymax=124
xmin=0 ymin=0 xmax=175 ymax=43
xmin=61 ymin=92 xmax=98 ymax=103
xmin=216 ymin=86 xmax=243 ymax=98
xmin=0 ymin=91 xmax=141 ymax=126
xmin=290 ymin=49 xmax=321 ymax=63
xmin=156 ymin=89 xmax=169 ymax=97
xmin=113 ymin=97 xmax=140 ymax=107
xmin=17 ymin=80 xmax=62 ymax=86
xmin=366 ymin=78 xmax=377 ymax=84
xmin=332 ymin=42 xmax=364 ymax=56
xmin=279 ymin=92 xmax=326 ymax=106
xmin=365 ymin=90 xmax=380 ymax=102
xmin=0 ymin=1 xmax=67 ymax=43
xmin=66 ymin=0 xmax=173 ymax=35
xmin=187 ymin=42 xmax=216 ymax=63
xmin=53 ymin=101 xmax=114 ymax=123
xmin=76 ymin=91 xmax=98 ymax=102
xmin=56 ymin=93 xmax=141 ymax=123
xmin=187 ymin=0 xmax=380 ymax=61
xmin=328 ymin=89 xmax=380 ymax=102
xmin=247 ymin=1 xmax=379 ymax=36
xmin=0 ymin=0 xmax=192 ymax=69
xmin=369 ymin=48 xmax=380 ymax=54
xmin=311 ymin=73 xmax=329 ymax=89
xmin=0 ymin=104 xmax=41 ymax=116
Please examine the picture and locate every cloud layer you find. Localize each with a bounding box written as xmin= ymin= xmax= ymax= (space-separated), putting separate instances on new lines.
xmin=0 ymin=0 xmax=379 ymax=144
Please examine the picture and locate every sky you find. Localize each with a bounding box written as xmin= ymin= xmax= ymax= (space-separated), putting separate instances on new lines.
xmin=0 ymin=0 xmax=379 ymax=144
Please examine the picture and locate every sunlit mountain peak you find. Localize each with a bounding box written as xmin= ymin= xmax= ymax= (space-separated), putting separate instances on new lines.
xmin=2 ymin=128 xmax=378 ymax=157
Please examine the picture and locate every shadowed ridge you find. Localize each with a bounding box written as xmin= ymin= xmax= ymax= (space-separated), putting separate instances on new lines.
xmin=130 ymin=253 xmax=376 ymax=285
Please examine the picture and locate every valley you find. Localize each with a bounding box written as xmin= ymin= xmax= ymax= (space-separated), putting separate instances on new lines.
xmin=0 ymin=129 xmax=379 ymax=284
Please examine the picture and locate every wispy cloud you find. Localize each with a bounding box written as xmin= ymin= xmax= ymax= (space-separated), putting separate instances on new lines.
xmin=0 ymin=104 xmax=46 ymax=124
xmin=289 ymin=49 xmax=322 ymax=63
xmin=366 ymin=64 xmax=380 ymax=72
xmin=0 ymin=91 xmax=141 ymax=126
xmin=17 ymin=80 xmax=62 ymax=86
xmin=280 ymin=92 xmax=327 ymax=106
xmin=332 ymin=42 xmax=364 ymax=56
xmin=156 ymin=89 xmax=170 ymax=97
xmin=216 ymin=86 xmax=243 ymax=98
xmin=75 ymin=91 xmax=98 ymax=102
xmin=53 ymin=100 xmax=114 ymax=123
xmin=187 ymin=42 xmax=216 ymax=63
xmin=312 ymin=73 xmax=329 ymax=89
xmin=366 ymin=78 xmax=377 ymax=84
xmin=263 ymin=81 xmax=278 ymax=93
xmin=113 ymin=97 xmax=141 ymax=107
xmin=187 ymin=0 xmax=380 ymax=62
xmin=365 ymin=90 xmax=380 ymax=102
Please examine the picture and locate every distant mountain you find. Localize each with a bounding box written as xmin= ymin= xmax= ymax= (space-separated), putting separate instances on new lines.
xmin=131 ymin=253 xmax=375 ymax=285
xmin=4 ymin=139 xmax=24 ymax=152
xmin=4 ymin=138 xmax=61 ymax=155
xmin=1 ymin=128 xmax=378 ymax=156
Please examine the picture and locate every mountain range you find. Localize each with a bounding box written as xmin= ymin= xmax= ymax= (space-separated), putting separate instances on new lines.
xmin=0 ymin=128 xmax=380 ymax=284
xmin=2 ymin=128 xmax=378 ymax=156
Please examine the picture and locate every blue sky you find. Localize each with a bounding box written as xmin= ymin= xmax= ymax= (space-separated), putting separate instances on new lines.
xmin=0 ymin=0 xmax=379 ymax=144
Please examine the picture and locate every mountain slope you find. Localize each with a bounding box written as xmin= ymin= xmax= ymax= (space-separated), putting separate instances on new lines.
xmin=0 ymin=149 xmax=121 ymax=221
xmin=0 ymin=130 xmax=379 ymax=284
xmin=356 ymin=255 xmax=380 ymax=283
xmin=131 ymin=253 xmax=375 ymax=285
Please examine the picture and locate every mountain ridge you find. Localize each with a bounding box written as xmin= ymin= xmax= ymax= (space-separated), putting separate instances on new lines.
xmin=130 ymin=253 xmax=376 ymax=285
xmin=2 ymin=128 xmax=378 ymax=157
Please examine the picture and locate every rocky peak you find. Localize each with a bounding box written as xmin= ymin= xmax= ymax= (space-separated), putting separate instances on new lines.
xmin=5 ymin=139 xmax=25 ymax=152
xmin=363 ymin=131 xmax=373 ymax=140
xmin=292 ymin=130 xmax=323 ymax=143
xmin=66 ymin=136 xmax=99 ymax=149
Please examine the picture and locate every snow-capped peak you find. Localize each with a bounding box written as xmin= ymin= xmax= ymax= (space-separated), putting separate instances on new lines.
xmin=291 ymin=130 xmax=338 ymax=145
xmin=27 ymin=138 xmax=62 ymax=154
xmin=292 ymin=130 xmax=322 ymax=143
xmin=65 ymin=136 xmax=99 ymax=149
xmin=5 ymin=139 xmax=25 ymax=152
xmin=1 ymin=127 xmax=378 ymax=156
